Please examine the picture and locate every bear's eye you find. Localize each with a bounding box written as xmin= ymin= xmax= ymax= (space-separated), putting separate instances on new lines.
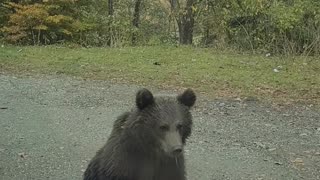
xmin=159 ymin=125 xmax=169 ymax=131
xmin=176 ymin=124 xmax=183 ymax=130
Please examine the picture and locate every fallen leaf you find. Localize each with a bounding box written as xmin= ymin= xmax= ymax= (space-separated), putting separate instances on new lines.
xmin=292 ymin=158 xmax=304 ymax=166
xmin=254 ymin=142 xmax=267 ymax=149
xmin=299 ymin=133 xmax=308 ymax=136
xmin=268 ymin=148 xmax=276 ymax=152
xmin=18 ymin=152 xmax=27 ymax=158
xmin=274 ymin=162 xmax=283 ymax=165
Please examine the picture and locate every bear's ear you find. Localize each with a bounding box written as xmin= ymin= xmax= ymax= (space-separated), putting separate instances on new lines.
xmin=177 ymin=88 xmax=196 ymax=107
xmin=136 ymin=88 xmax=155 ymax=110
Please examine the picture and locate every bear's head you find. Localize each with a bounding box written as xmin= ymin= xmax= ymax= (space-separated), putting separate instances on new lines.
xmin=129 ymin=88 xmax=196 ymax=157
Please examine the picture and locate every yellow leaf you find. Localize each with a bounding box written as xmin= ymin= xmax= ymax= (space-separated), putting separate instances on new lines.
xmin=34 ymin=24 xmax=48 ymax=30
xmin=62 ymin=29 xmax=72 ymax=35
xmin=192 ymin=6 xmax=197 ymax=13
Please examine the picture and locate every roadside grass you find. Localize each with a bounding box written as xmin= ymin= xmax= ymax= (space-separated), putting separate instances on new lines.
xmin=0 ymin=45 xmax=319 ymax=104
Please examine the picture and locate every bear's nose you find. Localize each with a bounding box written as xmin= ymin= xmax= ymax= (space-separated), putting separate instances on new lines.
xmin=172 ymin=146 xmax=183 ymax=156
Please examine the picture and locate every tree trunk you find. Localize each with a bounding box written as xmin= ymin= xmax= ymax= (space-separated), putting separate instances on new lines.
xmin=170 ymin=0 xmax=195 ymax=45
xmin=107 ymin=0 xmax=114 ymax=46
xmin=31 ymin=29 xmax=36 ymax=45
xmin=204 ymin=0 xmax=210 ymax=45
xmin=182 ymin=0 xmax=195 ymax=44
xmin=37 ymin=29 xmax=41 ymax=45
xmin=132 ymin=0 xmax=142 ymax=45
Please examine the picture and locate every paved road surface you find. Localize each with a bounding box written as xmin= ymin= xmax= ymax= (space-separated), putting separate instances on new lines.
xmin=0 ymin=75 xmax=319 ymax=180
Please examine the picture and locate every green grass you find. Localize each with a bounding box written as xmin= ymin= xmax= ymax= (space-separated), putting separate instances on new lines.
xmin=0 ymin=45 xmax=319 ymax=104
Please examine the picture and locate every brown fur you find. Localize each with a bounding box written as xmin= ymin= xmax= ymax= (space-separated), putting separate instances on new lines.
xmin=83 ymin=88 xmax=196 ymax=180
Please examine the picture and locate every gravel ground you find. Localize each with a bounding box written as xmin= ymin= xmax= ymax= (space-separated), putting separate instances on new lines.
xmin=0 ymin=74 xmax=319 ymax=180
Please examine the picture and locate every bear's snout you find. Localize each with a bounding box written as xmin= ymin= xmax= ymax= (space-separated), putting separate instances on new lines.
xmin=172 ymin=146 xmax=183 ymax=156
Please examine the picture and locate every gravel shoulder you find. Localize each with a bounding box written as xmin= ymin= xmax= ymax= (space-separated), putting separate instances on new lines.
xmin=0 ymin=74 xmax=319 ymax=180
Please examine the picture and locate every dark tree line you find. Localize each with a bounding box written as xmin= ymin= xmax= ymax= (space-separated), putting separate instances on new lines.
xmin=1 ymin=0 xmax=319 ymax=55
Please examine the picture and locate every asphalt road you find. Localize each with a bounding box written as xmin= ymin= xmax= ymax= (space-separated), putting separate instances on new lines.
xmin=0 ymin=74 xmax=319 ymax=180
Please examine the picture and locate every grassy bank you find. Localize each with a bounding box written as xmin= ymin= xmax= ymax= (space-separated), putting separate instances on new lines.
xmin=0 ymin=45 xmax=319 ymax=104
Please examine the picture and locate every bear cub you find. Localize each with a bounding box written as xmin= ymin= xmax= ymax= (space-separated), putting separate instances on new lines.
xmin=84 ymin=88 xmax=196 ymax=180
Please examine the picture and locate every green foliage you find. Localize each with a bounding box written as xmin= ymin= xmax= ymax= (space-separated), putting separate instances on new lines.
xmin=0 ymin=0 xmax=319 ymax=54
xmin=1 ymin=1 xmax=89 ymax=45
xmin=72 ymin=0 xmax=134 ymax=46
xmin=0 ymin=1 xmax=11 ymax=38
xmin=219 ymin=0 xmax=320 ymax=55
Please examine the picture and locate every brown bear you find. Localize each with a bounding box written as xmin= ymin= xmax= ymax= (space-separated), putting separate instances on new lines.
xmin=83 ymin=88 xmax=196 ymax=180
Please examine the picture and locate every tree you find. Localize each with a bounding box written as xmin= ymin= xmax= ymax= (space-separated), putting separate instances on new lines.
xmin=107 ymin=0 xmax=114 ymax=46
xmin=1 ymin=2 xmax=79 ymax=45
xmin=1 ymin=0 xmax=319 ymax=55
xmin=132 ymin=0 xmax=142 ymax=45
xmin=169 ymin=0 xmax=196 ymax=45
